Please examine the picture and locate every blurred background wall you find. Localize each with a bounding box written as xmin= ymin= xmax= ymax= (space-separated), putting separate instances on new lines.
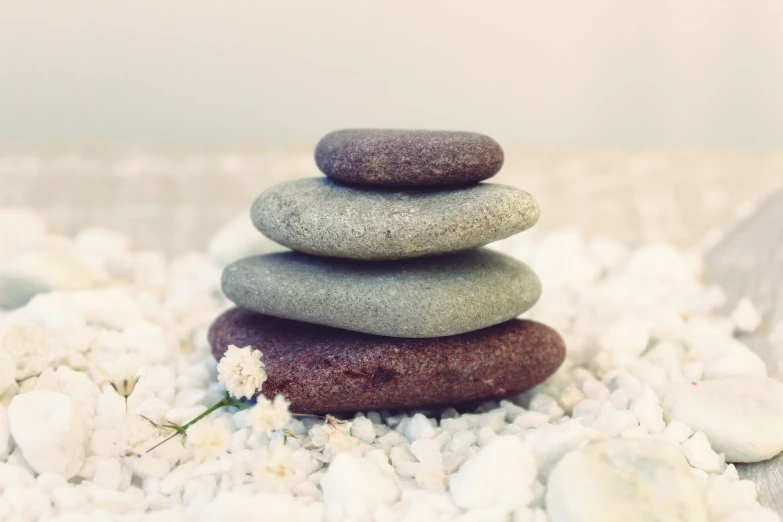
xmin=1 ymin=0 xmax=782 ymax=146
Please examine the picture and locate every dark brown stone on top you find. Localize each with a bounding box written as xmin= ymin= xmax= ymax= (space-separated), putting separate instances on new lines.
xmin=315 ymin=129 xmax=504 ymax=186
xmin=208 ymin=307 xmax=565 ymax=413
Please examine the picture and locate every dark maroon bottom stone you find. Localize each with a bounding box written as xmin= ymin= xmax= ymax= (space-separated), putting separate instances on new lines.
xmin=208 ymin=307 xmax=566 ymax=413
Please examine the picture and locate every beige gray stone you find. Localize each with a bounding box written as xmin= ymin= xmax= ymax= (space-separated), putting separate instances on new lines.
xmin=251 ymin=178 xmax=539 ymax=260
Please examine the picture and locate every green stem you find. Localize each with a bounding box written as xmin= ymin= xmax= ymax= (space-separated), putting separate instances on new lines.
xmin=182 ymin=396 xmax=232 ymax=429
xmin=143 ymin=393 xmax=327 ymax=454
xmin=145 ymin=430 xmax=181 ymax=454
xmin=225 ymin=398 xmax=253 ymax=410
xmin=145 ymin=394 xmax=231 ymax=454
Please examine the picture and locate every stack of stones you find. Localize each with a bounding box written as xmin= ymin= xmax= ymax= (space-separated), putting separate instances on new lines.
xmin=209 ymin=129 xmax=565 ymax=413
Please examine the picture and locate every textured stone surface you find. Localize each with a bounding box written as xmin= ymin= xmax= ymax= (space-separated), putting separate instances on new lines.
xmin=663 ymin=378 xmax=783 ymax=463
xmin=8 ymin=390 xmax=86 ymax=479
xmin=315 ymin=129 xmax=504 ymax=186
xmin=221 ymin=249 xmax=542 ymax=338
xmin=208 ymin=307 xmax=565 ymax=413
xmin=251 ymin=178 xmax=539 ymax=260
xmin=547 ymin=439 xmax=708 ymax=522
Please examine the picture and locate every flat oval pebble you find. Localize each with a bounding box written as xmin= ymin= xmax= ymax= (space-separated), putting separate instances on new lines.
xmin=546 ymin=439 xmax=708 ymax=522
xmin=208 ymin=307 xmax=565 ymax=413
xmin=315 ymin=129 xmax=504 ymax=186
xmin=663 ymin=378 xmax=783 ymax=462
xmin=251 ymin=178 xmax=539 ymax=260
xmin=221 ymin=248 xmax=541 ymax=338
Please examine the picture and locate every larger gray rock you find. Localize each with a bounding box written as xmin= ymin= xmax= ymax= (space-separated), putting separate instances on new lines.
xmin=251 ymin=178 xmax=539 ymax=261
xmin=315 ymin=129 xmax=504 ymax=186
xmin=221 ymin=249 xmax=541 ymax=338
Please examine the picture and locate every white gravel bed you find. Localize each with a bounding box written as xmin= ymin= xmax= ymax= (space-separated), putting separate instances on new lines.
xmin=0 ymin=208 xmax=782 ymax=522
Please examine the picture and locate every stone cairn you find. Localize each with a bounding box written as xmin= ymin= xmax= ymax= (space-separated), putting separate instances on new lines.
xmin=209 ymin=129 xmax=565 ymax=413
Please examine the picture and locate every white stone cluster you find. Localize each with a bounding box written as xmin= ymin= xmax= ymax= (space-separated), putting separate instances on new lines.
xmin=0 ymin=210 xmax=781 ymax=522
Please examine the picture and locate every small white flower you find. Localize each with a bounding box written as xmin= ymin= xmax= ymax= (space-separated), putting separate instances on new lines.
xmin=186 ymin=418 xmax=232 ymax=460
xmin=252 ymin=445 xmax=296 ymax=491
xmin=217 ymin=344 xmax=266 ymax=400
xmin=248 ymin=394 xmax=291 ymax=436
xmin=310 ymin=415 xmax=356 ymax=456
xmin=93 ymin=356 xmax=145 ymax=406
xmin=120 ymin=414 xmax=162 ymax=457
xmin=251 ymin=442 xmax=317 ymax=492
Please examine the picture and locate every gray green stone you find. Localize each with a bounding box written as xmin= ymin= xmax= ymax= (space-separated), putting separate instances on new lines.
xmin=251 ymin=178 xmax=539 ymax=261
xmin=221 ymin=248 xmax=542 ymax=338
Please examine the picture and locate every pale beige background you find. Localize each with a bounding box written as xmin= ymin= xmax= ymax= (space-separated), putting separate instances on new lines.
xmin=1 ymin=1 xmax=782 ymax=145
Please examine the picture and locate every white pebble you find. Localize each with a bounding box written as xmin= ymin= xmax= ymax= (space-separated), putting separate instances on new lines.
xmin=405 ymin=413 xmax=435 ymax=442
xmin=0 ymin=406 xmax=9 ymax=459
xmin=681 ymin=432 xmax=723 ymax=473
xmin=529 ymin=393 xmax=565 ymax=421
xmin=661 ymin=420 xmax=694 ymax=445
xmin=321 ymin=453 xmax=399 ymax=520
xmin=525 ymin=421 xmax=597 ymax=477
xmin=350 ymin=416 xmax=376 ymax=443
xmin=591 ymin=410 xmax=636 ymax=438
xmin=597 ymin=316 xmax=650 ymax=362
xmin=0 ymin=318 xmax=65 ymax=379
xmin=572 ymin=399 xmax=603 ymax=419
xmin=449 ymin=436 xmax=535 ymax=511
xmin=558 ymin=385 xmax=585 ymax=415
xmin=582 ymin=378 xmax=610 ymax=401
xmin=199 ymin=491 xmax=321 ymax=521
xmin=446 ymin=430 xmax=477 ymax=454
xmin=0 ymin=351 xmax=15 ymax=396
xmin=8 ymin=390 xmax=86 ymax=478
xmin=207 ymin=213 xmax=287 ymax=266
xmin=605 ymin=372 xmax=643 ymax=401
xmin=514 ymin=411 xmax=550 ymax=429
xmin=706 ymin=474 xmax=759 ymax=519
xmin=682 ymin=359 xmax=705 ymax=382
xmin=70 ymin=288 xmax=143 ymax=330
xmin=546 ymin=439 xmax=708 ymax=522
xmin=686 ymin=324 xmax=767 ymax=379
xmin=0 ymin=461 xmax=35 ymax=489
xmin=410 ymin=439 xmax=442 ymax=469
xmin=0 ymin=248 xmax=99 ymax=309
xmin=663 ymin=378 xmax=783 ymax=462
xmin=703 ymin=340 xmax=768 ymax=379
xmin=607 ymin=389 xmax=629 ymax=410
xmin=93 ymin=457 xmax=124 ymax=490
xmin=477 ymin=426 xmax=496 ymax=447
xmin=731 ymin=298 xmax=762 ymax=334
xmin=630 ymin=388 xmax=665 ymax=434
xmin=442 ymin=451 xmax=464 ymax=474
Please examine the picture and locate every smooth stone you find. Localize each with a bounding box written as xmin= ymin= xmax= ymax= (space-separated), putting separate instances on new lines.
xmin=0 ymin=249 xmax=99 ymax=309
xmin=449 ymin=436 xmax=536 ymax=510
xmin=221 ymin=248 xmax=542 ymax=338
xmin=208 ymin=307 xmax=565 ymax=413
xmin=8 ymin=390 xmax=86 ymax=479
xmin=322 ymin=453 xmax=399 ymax=519
xmin=315 ymin=129 xmax=504 ymax=186
xmin=546 ymin=439 xmax=708 ymax=522
xmin=663 ymin=378 xmax=783 ymax=462
xmin=251 ymin=178 xmax=539 ymax=260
